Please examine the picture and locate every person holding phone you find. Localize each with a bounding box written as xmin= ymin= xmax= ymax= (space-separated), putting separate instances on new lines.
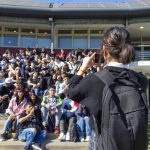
xmin=68 ymin=26 xmax=148 ymax=150
xmin=18 ymin=102 xmax=46 ymax=150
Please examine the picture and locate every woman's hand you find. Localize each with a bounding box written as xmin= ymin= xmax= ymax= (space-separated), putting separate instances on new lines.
xmin=80 ymin=52 xmax=96 ymax=70
xmin=77 ymin=52 xmax=96 ymax=76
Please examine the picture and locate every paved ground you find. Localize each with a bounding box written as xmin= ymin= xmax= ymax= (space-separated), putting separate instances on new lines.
xmin=0 ymin=138 xmax=88 ymax=150
xmin=0 ymin=114 xmax=88 ymax=150
xmin=0 ymin=113 xmax=149 ymax=150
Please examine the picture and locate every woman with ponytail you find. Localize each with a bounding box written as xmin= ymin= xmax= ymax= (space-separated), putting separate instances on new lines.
xmin=68 ymin=26 xmax=148 ymax=150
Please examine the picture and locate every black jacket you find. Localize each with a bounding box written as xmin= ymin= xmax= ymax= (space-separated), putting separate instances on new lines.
xmin=68 ymin=66 xmax=148 ymax=130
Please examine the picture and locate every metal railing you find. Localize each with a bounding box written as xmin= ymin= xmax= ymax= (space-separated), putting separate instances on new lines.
xmin=135 ymin=51 xmax=150 ymax=61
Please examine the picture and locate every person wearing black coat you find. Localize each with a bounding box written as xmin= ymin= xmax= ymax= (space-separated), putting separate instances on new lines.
xmin=68 ymin=27 xmax=148 ymax=150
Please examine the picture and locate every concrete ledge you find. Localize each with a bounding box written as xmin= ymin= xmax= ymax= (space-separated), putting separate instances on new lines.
xmin=0 ymin=138 xmax=88 ymax=150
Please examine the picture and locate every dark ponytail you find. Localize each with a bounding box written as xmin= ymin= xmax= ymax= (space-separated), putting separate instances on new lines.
xmin=102 ymin=26 xmax=135 ymax=64
xmin=119 ymin=43 xmax=135 ymax=64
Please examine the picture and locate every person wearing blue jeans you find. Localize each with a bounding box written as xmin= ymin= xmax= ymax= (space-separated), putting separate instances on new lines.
xmin=2 ymin=115 xmax=18 ymax=133
xmin=18 ymin=128 xmax=46 ymax=149
xmin=18 ymin=102 xmax=47 ymax=150
xmin=76 ymin=104 xmax=92 ymax=142
xmin=41 ymin=105 xmax=62 ymax=129
xmin=0 ymin=89 xmax=27 ymax=141
xmin=41 ymin=86 xmax=62 ymax=134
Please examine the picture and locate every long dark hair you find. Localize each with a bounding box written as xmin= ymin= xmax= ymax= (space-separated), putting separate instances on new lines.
xmin=16 ymin=89 xmax=25 ymax=105
xmin=102 ymin=26 xmax=135 ymax=64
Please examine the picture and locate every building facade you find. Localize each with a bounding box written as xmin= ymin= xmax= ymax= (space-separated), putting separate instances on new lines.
xmin=0 ymin=0 xmax=150 ymax=51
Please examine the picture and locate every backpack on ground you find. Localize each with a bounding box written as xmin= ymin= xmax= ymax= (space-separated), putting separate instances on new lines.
xmin=93 ymin=69 xmax=148 ymax=150
xmin=70 ymin=123 xmax=80 ymax=142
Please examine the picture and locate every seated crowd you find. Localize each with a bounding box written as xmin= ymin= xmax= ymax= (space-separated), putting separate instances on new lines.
xmin=0 ymin=48 xmax=100 ymax=150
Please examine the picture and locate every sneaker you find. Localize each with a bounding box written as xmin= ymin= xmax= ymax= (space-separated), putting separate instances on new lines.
xmin=85 ymin=136 xmax=90 ymax=142
xmin=0 ymin=133 xmax=9 ymax=141
xmin=65 ymin=132 xmax=70 ymax=141
xmin=54 ymin=126 xmax=60 ymax=134
xmin=80 ymin=137 xmax=85 ymax=142
xmin=58 ymin=133 xmax=66 ymax=141
xmin=11 ymin=137 xmax=18 ymax=141
xmin=24 ymin=146 xmax=32 ymax=150
xmin=11 ymin=133 xmax=18 ymax=141
xmin=31 ymin=143 xmax=42 ymax=150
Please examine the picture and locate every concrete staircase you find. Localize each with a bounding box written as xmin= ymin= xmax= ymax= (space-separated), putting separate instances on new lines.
xmin=0 ymin=113 xmax=150 ymax=150
xmin=0 ymin=138 xmax=88 ymax=150
xmin=0 ymin=116 xmax=88 ymax=150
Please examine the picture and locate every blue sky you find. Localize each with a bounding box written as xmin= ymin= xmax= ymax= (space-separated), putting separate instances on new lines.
xmin=34 ymin=0 xmax=128 ymax=3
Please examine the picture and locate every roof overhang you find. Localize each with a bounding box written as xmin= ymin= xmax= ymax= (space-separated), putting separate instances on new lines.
xmin=0 ymin=6 xmax=150 ymax=19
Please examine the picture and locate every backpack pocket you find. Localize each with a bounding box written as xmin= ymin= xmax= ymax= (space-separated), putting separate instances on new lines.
xmin=107 ymin=113 xmax=134 ymax=150
xmin=107 ymin=109 xmax=148 ymax=150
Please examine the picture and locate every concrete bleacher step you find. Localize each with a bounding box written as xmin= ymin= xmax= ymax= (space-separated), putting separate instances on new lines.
xmin=0 ymin=118 xmax=88 ymax=150
xmin=0 ymin=113 xmax=150 ymax=150
xmin=0 ymin=133 xmax=88 ymax=150
xmin=0 ymin=139 xmax=88 ymax=150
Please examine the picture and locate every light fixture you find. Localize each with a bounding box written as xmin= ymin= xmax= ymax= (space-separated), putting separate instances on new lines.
xmin=30 ymin=31 xmax=33 ymax=34
xmin=140 ymin=26 xmax=144 ymax=29
xmin=14 ymin=30 xmax=16 ymax=33
xmin=99 ymin=30 xmax=103 ymax=34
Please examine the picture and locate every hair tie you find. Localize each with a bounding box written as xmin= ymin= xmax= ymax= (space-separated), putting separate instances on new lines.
xmin=112 ymin=49 xmax=120 ymax=56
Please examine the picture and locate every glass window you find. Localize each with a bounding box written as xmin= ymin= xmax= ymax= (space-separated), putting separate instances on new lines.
xmin=58 ymin=36 xmax=72 ymax=48
xmin=4 ymin=35 xmax=18 ymax=46
xmin=90 ymin=30 xmax=103 ymax=34
xmin=21 ymin=29 xmax=35 ymax=34
xmin=90 ymin=37 xmax=102 ymax=48
xmin=73 ymin=37 xmax=87 ymax=48
xmin=74 ymin=30 xmax=87 ymax=34
xmin=37 ymin=37 xmax=51 ymax=48
xmin=21 ymin=35 xmax=36 ymax=48
xmin=38 ymin=29 xmax=51 ymax=34
xmin=58 ymin=30 xmax=71 ymax=34
xmin=5 ymin=27 xmax=18 ymax=33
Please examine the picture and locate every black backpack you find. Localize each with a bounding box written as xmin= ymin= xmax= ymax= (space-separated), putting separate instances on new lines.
xmin=93 ymin=69 xmax=148 ymax=150
xmin=70 ymin=123 xmax=80 ymax=142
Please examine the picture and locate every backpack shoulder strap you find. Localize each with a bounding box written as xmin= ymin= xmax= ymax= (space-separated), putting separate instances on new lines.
xmin=93 ymin=69 xmax=114 ymax=136
xmin=95 ymin=69 xmax=114 ymax=86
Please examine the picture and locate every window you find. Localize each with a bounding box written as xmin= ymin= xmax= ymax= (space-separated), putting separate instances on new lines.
xmin=37 ymin=37 xmax=51 ymax=48
xmin=5 ymin=27 xmax=18 ymax=33
xmin=21 ymin=35 xmax=36 ymax=48
xmin=21 ymin=29 xmax=35 ymax=34
xmin=90 ymin=37 xmax=102 ymax=48
xmin=38 ymin=29 xmax=51 ymax=35
xmin=73 ymin=37 xmax=87 ymax=48
xmin=58 ymin=36 xmax=72 ymax=48
xmin=74 ymin=30 xmax=87 ymax=34
xmin=90 ymin=30 xmax=103 ymax=34
xmin=4 ymin=35 xmax=18 ymax=46
xmin=58 ymin=30 xmax=71 ymax=34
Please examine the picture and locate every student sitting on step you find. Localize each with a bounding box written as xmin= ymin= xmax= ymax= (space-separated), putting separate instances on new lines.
xmin=41 ymin=86 xmax=62 ymax=134
xmin=18 ymin=102 xmax=47 ymax=150
xmin=0 ymin=88 xmax=27 ymax=141
xmin=75 ymin=104 xmax=92 ymax=142
xmin=58 ymin=95 xmax=78 ymax=141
